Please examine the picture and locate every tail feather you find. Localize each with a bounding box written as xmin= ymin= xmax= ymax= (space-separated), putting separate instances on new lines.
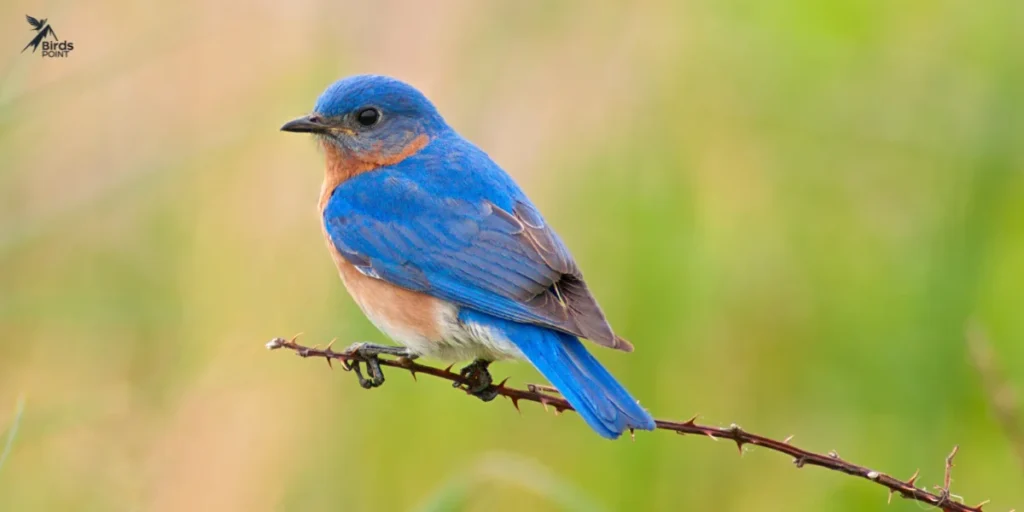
xmin=461 ymin=310 xmax=655 ymax=439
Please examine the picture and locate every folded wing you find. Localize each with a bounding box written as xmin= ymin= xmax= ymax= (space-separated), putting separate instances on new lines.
xmin=324 ymin=168 xmax=631 ymax=352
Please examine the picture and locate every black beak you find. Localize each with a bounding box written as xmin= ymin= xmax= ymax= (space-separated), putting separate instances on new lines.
xmin=281 ymin=115 xmax=329 ymax=134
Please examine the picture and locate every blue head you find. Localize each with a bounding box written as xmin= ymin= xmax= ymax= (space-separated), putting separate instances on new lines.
xmin=281 ymin=75 xmax=448 ymax=164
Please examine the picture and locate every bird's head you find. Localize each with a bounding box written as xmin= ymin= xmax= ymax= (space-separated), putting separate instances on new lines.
xmin=281 ymin=75 xmax=446 ymax=166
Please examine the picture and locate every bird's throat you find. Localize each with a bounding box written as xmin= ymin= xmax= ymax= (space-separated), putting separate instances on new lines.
xmin=317 ymin=135 xmax=430 ymax=212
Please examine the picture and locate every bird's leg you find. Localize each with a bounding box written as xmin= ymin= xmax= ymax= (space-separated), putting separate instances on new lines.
xmin=455 ymin=359 xmax=499 ymax=402
xmin=340 ymin=342 xmax=416 ymax=389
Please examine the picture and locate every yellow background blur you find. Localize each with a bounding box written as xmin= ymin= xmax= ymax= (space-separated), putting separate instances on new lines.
xmin=1 ymin=1 xmax=1022 ymax=510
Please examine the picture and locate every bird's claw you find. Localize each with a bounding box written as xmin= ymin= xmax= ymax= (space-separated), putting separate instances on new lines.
xmin=339 ymin=342 xmax=413 ymax=389
xmin=340 ymin=349 xmax=385 ymax=389
xmin=455 ymin=359 xmax=499 ymax=402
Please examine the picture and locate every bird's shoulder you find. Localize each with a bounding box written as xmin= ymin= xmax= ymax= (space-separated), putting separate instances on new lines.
xmin=328 ymin=132 xmax=526 ymax=216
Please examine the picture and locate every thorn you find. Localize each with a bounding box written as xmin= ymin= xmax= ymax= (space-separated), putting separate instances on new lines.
xmin=724 ymin=424 xmax=745 ymax=454
xmin=682 ymin=415 xmax=698 ymax=427
xmin=409 ymin=369 xmax=417 ymax=382
xmin=905 ymin=469 xmax=920 ymax=487
xmin=887 ymin=489 xmax=895 ymax=504
xmin=496 ymin=377 xmax=510 ymax=390
xmin=734 ymin=440 xmax=745 ymax=454
xmin=444 ymin=363 xmax=455 ymax=374
xmin=324 ymin=338 xmax=337 ymax=352
xmin=510 ymin=397 xmax=521 ymax=414
xmin=973 ymin=499 xmax=990 ymax=510
xmin=341 ymin=359 xmax=356 ymax=372
xmin=782 ymin=434 xmax=795 ymax=444
xmin=325 ymin=356 xmax=333 ymax=369
xmin=290 ymin=332 xmax=304 ymax=343
xmin=539 ymin=397 xmax=550 ymax=413
xmin=793 ymin=456 xmax=806 ymax=468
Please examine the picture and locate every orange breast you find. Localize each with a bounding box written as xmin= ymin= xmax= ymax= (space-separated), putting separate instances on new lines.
xmin=316 ymin=135 xmax=430 ymax=211
xmin=317 ymin=135 xmax=442 ymax=344
xmin=323 ymin=232 xmax=444 ymax=343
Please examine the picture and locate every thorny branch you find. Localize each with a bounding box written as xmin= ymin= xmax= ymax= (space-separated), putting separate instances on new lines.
xmin=267 ymin=335 xmax=1004 ymax=512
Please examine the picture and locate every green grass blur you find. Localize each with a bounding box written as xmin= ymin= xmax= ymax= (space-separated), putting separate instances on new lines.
xmin=1 ymin=1 xmax=1022 ymax=510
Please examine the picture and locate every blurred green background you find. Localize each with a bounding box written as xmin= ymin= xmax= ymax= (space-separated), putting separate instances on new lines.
xmin=1 ymin=1 xmax=1022 ymax=510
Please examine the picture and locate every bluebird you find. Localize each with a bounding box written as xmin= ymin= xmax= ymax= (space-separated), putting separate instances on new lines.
xmin=281 ymin=75 xmax=655 ymax=439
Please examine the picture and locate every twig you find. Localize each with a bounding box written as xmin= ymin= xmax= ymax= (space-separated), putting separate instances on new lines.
xmin=936 ymin=446 xmax=963 ymax=508
xmin=267 ymin=336 xmax=998 ymax=512
xmin=968 ymin=327 xmax=1024 ymax=474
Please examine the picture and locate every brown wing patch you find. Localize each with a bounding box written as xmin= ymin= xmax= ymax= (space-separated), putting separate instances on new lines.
xmin=513 ymin=203 xmax=575 ymax=274
xmin=498 ymin=202 xmax=631 ymax=352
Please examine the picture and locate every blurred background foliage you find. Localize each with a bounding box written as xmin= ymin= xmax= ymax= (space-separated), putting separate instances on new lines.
xmin=1 ymin=0 xmax=1022 ymax=510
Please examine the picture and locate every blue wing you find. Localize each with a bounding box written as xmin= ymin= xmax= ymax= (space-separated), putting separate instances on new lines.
xmin=323 ymin=133 xmax=630 ymax=351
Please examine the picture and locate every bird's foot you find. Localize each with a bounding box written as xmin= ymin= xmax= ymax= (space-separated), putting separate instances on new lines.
xmin=454 ymin=359 xmax=499 ymax=402
xmin=340 ymin=342 xmax=416 ymax=389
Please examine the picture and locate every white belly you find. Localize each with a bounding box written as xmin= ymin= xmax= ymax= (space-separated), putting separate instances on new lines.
xmin=361 ymin=297 xmax=524 ymax=362
xmin=336 ymin=258 xmax=522 ymax=362
xmin=430 ymin=300 xmax=525 ymax=362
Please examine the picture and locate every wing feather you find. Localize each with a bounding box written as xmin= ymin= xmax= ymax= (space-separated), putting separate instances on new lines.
xmin=324 ymin=164 xmax=630 ymax=351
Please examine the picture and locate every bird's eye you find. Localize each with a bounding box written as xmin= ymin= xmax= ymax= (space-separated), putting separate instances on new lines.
xmin=356 ymin=108 xmax=381 ymax=127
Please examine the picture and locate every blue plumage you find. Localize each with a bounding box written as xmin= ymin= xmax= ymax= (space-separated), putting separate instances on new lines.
xmin=324 ymin=130 xmax=563 ymax=323
xmin=459 ymin=310 xmax=655 ymax=438
xmin=290 ymin=74 xmax=654 ymax=439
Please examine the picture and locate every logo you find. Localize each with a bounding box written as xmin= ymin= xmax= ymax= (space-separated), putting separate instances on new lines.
xmin=22 ymin=15 xmax=74 ymax=57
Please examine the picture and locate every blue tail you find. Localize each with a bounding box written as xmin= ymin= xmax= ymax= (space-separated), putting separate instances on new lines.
xmin=460 ymin=310 xmax=655 ymax=439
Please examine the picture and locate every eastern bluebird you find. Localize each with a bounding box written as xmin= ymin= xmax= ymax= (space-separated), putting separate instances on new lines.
xmin=281 ymin=75 xmax=655 ymax=439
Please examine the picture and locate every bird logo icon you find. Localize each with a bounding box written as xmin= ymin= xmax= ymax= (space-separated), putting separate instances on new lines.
xmin=23 ymin=15 xmax=58 ymax=53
